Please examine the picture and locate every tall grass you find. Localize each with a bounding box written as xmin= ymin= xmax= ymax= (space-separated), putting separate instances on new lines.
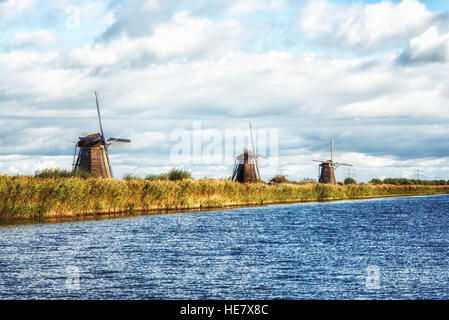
xmin=1 ymin=175 xmax=449 ymax=220
xmin=34 ymin=168 xmax=97 ymax=179
xmin=124 ymin=169 xmax=192 ymax=181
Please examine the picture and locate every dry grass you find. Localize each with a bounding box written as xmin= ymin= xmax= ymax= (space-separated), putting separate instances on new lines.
xmin=1 ymin=175 xmax=449 ymax=219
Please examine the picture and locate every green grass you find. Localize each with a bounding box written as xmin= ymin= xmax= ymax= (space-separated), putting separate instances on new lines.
xmin=1 ymin=175 xmax=449 ymax=220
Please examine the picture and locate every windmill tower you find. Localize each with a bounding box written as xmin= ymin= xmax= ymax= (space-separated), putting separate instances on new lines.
xmin=313 ymin=138 xmax=352 ymax=184
xmin=72 ymin=92 xmax=131 ymax=178
xmin=232 ymin=123 xmax=268 ymax=183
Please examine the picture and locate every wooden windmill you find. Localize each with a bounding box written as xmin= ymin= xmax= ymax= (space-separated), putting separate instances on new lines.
xmin=313 ymin=138 xmax=352 ymax=184
xmin=232 ymin=123 xmax=268 ymax=183
xmin=72 ymin=92 xmax=131 ymax=178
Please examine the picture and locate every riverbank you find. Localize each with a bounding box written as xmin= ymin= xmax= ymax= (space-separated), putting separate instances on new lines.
xmin=1 ymin=175 xmax=449 ymax=221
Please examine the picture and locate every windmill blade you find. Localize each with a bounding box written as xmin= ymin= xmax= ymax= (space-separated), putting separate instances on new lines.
xmin=330 ymin=138 xmax=334 ymax=163
xmin=313 ymin=159 xmax=329 ymax=163
xmin=256 ymin=154 xmax=269 ymax=160
xmin=108 ymin=138 xmax=131 ymax=149
xmin=249 ymin=123 xmax=256 ymax=155
xmin=108 ymin=138 xmax=131 ymax=143
xmin=335 ymin=162 xmax=353 ymax=167
xmin=249 ymin=122 xmax=261 ymax=180
xmin=95 ymin=91 xmax=105 ymax=138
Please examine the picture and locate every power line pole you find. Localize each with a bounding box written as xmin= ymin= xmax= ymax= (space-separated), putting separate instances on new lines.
xmin=344 ymin=168 xmax=356 ymax=179
xmin=414 ymin=170 xmax=425 ymax=180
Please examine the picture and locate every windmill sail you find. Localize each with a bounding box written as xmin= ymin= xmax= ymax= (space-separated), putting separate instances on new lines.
xmin=95 ymin=91 xmax=105 ymax=138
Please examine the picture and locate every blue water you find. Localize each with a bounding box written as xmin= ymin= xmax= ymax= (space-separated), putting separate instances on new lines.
xmin=1 ymin=195 xmax=449 ymax=299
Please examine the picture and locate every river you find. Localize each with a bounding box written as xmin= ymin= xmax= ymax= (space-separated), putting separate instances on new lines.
xmin=1 ymin=194 xmax=448 ymax=299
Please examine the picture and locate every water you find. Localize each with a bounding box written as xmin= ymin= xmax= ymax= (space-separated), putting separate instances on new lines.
xmin=1 ymin=195 xmax=449 ymax=299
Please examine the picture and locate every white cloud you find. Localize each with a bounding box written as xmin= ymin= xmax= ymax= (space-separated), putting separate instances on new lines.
xmin=399 ymin=26 xmax=449 ymax=63
xmin=226 ymin=0 xmax=288 ymax=15
xmin=0 ymin=155 xmax=72 ymax=176
xmin=66 ymin=12 xmax=243 ymax=67
xmin=0 ymin=0 xmax=35 ymax=21
xmin=299 ymin=0 xmax=435 ymax=51
xmin=78 ymin=1 xmax=116 ymax=27
xmin=5 ymin=29 xmax=55 ymax=49
xmin=132 ymin=131 xmax=168 ymax=150
xmin=338 ymin=88 xmax=447 ymax=118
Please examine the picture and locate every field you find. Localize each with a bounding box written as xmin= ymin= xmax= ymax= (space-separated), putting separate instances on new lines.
xmin=1 ymin=175 xmax=449 ymax=220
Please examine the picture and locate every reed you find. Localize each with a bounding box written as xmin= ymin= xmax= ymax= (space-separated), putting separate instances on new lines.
xmin=1 ymin=175 xmax=448 ymax=220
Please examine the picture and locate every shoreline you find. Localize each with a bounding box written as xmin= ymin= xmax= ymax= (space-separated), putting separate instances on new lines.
xmin=1 ymin=191 xmax=447 ymax=226
xmin=2 ymin=176 xmax=449 ymax=224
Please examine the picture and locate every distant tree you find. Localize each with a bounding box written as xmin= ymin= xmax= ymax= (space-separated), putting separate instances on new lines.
xmin=269 ymin=175 xmax=289 ymax=184
xmin=168 ymin=168 xmax=192 ymax=181
xmin=344 ymin=177 xmax=357 ymax=185
xmin=369 ymin=178 xmax=383 ymax=185
xmin=380 ymin=177 xmax=449 ymax=186
xmin=123 ymin=174 xmax=140 ymax=180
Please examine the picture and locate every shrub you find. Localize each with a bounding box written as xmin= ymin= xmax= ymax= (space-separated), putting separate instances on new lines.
xmin=168 ymin=169 xmax=192 ymax=181
xmin=369 ymin=178 xmax=383 ymax=185
xmin=143 ymin=169 xmax=191 ymax=181
xmin=344 ymin=177 xmax=357 ymax=185
xmin=123 ymin=174 xmax=140 ymax=180
xmin=269 ymin=175 xmax=289 ymax=184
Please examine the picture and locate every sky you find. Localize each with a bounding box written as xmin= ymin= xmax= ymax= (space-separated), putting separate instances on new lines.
xmin=1 ymin=0 xmax=449 ymax=182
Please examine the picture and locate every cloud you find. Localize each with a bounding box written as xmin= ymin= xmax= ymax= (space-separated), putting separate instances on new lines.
xmin=0 ymin=0 xmax=35 ymax=21
xmin=99 ymin=0 xmax=179 ymax=41
xmin=100 ymin=0 xmax=287 ymax=42
xmin=132 ymin=131 xmax=168 ymax=150
xmin=0 ymin=155 xmax=72 ymax=176
xmin=398 ymin=26 xmax=449 ymax=64
xmin=225 ymin=0 xmax=288 ymax=15
xmin=4 ymin=29 xmax=55 ymax=49
xmin=1 ymin=0 xmax=449 ymax=181
xmin=299 ymin=0 xmax=435 ymax=52
xmin=66 ymin=12 xmax=243 ymax=68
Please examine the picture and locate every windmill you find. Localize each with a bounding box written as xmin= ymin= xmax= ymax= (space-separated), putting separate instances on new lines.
xmin=313 ymin=138 xmax=352 ymax=184
xmin=72 ymin=92 xmax=131 ymax=178
xmin=232 ymin=123 xmax=268 ymax=183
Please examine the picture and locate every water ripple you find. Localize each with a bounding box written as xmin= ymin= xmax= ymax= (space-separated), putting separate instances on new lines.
xmin=1 ymin=195 xmax=449 ymax=299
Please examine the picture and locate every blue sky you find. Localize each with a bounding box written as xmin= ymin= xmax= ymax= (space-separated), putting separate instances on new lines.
xmin=1 ymin=0 xmax=449 ymax=182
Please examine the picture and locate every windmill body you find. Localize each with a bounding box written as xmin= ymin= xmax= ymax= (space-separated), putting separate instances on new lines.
xmin=72 ymin=92 xmax=131 ymax=178
xmin=232 ymin=149 xmax=260 ymax=183
xmin=318 ymin=162 xmax=337 ymax=184
xmin=313 ymin=138 xmax=352 ymax=184
xmin=74 ymin=133 xmax=113 ymax=178
xmin=232 ymin=123 xmax=268 ymax=183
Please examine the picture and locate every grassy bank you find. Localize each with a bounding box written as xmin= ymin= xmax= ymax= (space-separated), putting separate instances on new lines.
xmin=1 ymin=175 xmax=449 ymax=220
